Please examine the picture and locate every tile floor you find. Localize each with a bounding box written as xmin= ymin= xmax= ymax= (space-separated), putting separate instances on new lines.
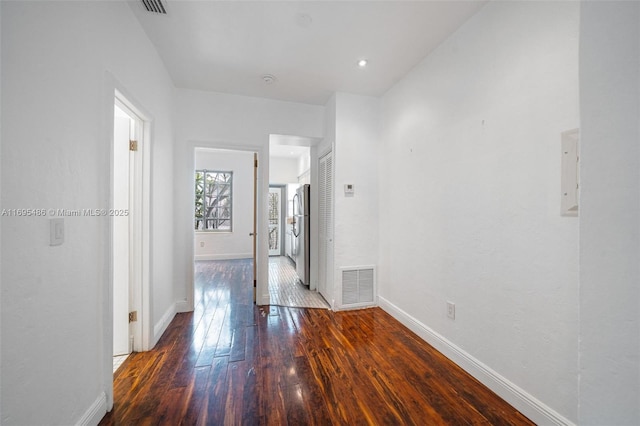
xmin=269 ymin=256 xmax=329 ymax=309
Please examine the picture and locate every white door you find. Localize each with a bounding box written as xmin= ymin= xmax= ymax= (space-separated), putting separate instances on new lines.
xmin=268 ymin=186 xmax=282 ymax=256
xmin=113 ymin=105 xmax=133 ymax=356
xmin=318 ymin=151 xmax=334 ymax=304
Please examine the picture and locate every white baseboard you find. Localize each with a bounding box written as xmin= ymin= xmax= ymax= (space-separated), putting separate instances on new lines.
xmin=195 ymin=253 xmax=252 ymax=261
xmin=76 ymin=392 xmax=107 ymax=426
xmin=378 ymin=296 xmax=574 ymax=426
xmin=153 ymin=302 xmax=177 ymax=345
xmin=175 ymin=299 xmax=190 ymax=313
xmin=258 ymin=293 xmax=270 ymax=306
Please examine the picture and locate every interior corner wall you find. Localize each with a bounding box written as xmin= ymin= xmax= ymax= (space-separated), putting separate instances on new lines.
xmin=195 ymin=150 xmax=254 ymax=260
xmin=578 ymin=2 xmax=640 ymax=424
xmin=378 ymin=2 xmax=580 ymax=423
xmin=1 ymin=2 xmax=175 ymax=424
xmin=319 ymin=94 xmax=336 ymax=157
xmin=297 ymin=153 xmax=311 ymax=179
xmin=332 ymin=93 xmax=380 ymax=308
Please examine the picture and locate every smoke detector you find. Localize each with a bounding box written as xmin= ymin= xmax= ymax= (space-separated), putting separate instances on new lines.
xmin=262 ymin=74 xmax=277 ymax=85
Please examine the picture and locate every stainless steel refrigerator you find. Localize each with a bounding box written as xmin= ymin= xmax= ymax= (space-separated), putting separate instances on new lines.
xmin=292 ymin=184 xmax=310 ymax=287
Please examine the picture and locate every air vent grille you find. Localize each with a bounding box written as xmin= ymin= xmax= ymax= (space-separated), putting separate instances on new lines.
xmin=341 ymin=266 xmax=375 ymax=308
xmin=142 ymin=0 xmax=167 ymax=14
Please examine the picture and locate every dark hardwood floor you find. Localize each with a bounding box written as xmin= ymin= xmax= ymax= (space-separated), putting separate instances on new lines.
xmin=100 ymin=259 xmax=534 ymax=425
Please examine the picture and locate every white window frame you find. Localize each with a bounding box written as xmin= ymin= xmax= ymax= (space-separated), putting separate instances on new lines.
xmin=195 ymin=169 xmax=233 ymax=232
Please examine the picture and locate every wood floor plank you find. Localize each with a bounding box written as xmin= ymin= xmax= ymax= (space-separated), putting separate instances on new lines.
xmin=181 ymin=366 xmax=211 ymax=426
xmin=100 ymin=259 xmax=534 ymax=426
xmin=198 ymin=356 xmax=230 ymax=426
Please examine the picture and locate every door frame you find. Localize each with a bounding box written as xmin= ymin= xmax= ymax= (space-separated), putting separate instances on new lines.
xmin=103 ymin=74 xmax=153 ymax=410
xmin=112 ymin=102 xmax=136 ymax=357
xmin=268 ymin=184 xmax=286 ymax=256
xmin=185 ymin=141 xmax=269 ymax=309
xmin=113 ymin=90 xmax=151 ymax=353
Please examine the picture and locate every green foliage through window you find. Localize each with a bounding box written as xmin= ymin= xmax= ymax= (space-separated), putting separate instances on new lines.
xmin=195 ymin=170 xmax=232 ymax=231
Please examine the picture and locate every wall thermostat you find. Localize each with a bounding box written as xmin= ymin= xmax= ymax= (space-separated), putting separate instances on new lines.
xmin=344 ymin=184 xmax=354 ymax=195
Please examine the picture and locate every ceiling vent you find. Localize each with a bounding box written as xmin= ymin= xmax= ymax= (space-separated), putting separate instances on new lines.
xmin=141 ymin=0 xmax=167 ymax=14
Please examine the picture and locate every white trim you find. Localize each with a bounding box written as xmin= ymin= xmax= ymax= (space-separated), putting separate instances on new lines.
xmin=175 ymin=299 xmax=190 ymax=313
xmin=153 ymin=302 xmax=177 ymax=346
xmin=194 ymin=253 xmax=253 ymax=261
xmin=76 ymin=392 xmax=107 ymax=426
xmin=113 ymin=88 xmax=153 ymax=352
xmin=378 ymin=296 xmax=575 ymax=426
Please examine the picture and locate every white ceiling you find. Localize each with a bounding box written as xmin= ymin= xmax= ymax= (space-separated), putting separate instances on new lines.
xmin=129 ymin=0 xmax=487 ymax=106
xmin=269 ymin=134 xmax=316 ymax=159
xmin=269 ymin=144 xmax=310 ymax=159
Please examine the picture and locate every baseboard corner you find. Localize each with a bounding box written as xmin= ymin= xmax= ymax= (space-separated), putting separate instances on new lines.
xmin=76 ymin=391 xmax=107 ymax=426
xmin=153 ymin=302 xmax=177 ymax=344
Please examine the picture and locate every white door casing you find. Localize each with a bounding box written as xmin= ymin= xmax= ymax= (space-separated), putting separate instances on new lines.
xmin=268 ymin=186 xmax=282 ymax=256
xmin=113 ymin=107 xmax=131 ymax=356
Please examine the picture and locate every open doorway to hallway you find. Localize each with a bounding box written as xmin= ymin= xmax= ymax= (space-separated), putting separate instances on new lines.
xmin=193 ymin=148 xmax=258 ymax=303
xmin=269 ymin=136 xmax=329 ymax=309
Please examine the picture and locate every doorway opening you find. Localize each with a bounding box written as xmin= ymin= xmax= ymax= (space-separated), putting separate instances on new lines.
xmin=112 ymin=93 xmax=149 ymax=372
xmin=193 ymin=148 xmax=258 ymax=307
xmin=268 ymin=135 xmax=329 ymax=309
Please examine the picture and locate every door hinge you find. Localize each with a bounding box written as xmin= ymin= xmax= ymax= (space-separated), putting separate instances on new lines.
xmin=254 ymin=158 xmax=258 ymax=168
xmin=129 ymin=140 xmax=138 ymax=151
xmin=129 ymin=311 xmax=138 ymax=323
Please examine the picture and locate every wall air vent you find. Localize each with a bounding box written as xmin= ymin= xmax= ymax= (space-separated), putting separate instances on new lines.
xmin=141 ymin=0 xmax=167 ymax=14
xmin=341 ymin=266 xmax=376 ymax=308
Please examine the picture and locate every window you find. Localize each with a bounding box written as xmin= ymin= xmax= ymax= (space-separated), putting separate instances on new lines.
xmin=195 ymin=170 xmax=232 ymax=231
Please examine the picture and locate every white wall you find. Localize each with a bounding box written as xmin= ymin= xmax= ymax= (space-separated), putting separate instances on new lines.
xmin=578 ymin=2 xmax=640 ymax=424
xmin=298 ymin=152 xmax=311 ymax=179
xmin=173 ymin=89 xmax=324 ymax=307
xmin=195 ymin=149 xmax=254 ymax=260
xmin=1 ymin=1 xmax=175 ymax=424
xmin=269 ymin=156 xmax=299 ymax=184
xmin=332 ymin=93 xmax=380 ymax=308
xmin=0 ymin=4 xmax=3 ymax=421
xmin=378 ymin=2 xmax=579 ymax=423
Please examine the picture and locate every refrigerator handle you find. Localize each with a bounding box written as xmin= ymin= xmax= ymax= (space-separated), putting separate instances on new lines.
xmin=292 ymin=193 xmax=300 ymax=237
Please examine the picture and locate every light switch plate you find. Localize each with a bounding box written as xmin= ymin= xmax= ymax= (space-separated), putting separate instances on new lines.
xmin=447 ymin=301 xmax=455 ymax=320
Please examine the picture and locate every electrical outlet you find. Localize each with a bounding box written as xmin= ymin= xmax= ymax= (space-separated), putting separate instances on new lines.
xmin=447 ymin=301 xmax=455 ymax=320
xmin=200 ymin=241 xmax=205 ymax=247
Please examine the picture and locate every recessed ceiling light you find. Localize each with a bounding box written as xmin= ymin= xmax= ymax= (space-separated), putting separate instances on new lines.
xmin=357 ymin=59 xmax=368 ymax=68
